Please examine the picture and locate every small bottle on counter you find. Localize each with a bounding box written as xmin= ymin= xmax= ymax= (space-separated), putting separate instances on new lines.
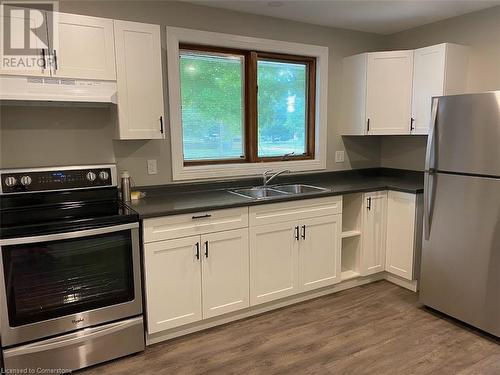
xmin=121 ymin=171 xmax=131 ymax=203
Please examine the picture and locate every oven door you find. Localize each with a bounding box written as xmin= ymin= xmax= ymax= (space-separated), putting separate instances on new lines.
xmin=0 ymin=222 xmax=142 ymax=347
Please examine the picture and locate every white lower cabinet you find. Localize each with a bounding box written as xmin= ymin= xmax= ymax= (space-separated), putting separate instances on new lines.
xmin=360 ymin=191 xmax=387 ymax=276
xmin=249 ymin=197 xmax=343 ymax=306
xmin=142 ymin=192 xmax=422 ymax=339
xmin=201 ymin=229 xmax=249 ymax=319
xmin=143 ymin=228 xmax=249 ymax=333
xmin=249 ymin=222 xmax=300 ymax=305
xmin=299 ymin=215 xmax=342 ymax=291
xmin=385 ymin=191 xmax=418 ymax=280
xmin=144 ymin=236 xmax=202 ymax=334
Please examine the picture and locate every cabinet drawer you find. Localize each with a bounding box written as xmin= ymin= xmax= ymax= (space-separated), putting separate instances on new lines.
xmin=249 ymin=196 xmax=342 ymax=227
xmin=143 ymin=207 xmax=248 ymax=243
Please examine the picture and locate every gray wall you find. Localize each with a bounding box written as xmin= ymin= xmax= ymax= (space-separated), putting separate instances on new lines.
xmin=379 ymin=5 xmax=500 ymax=171
xmin=1 ymin=3 xmax=499 ymax=181
xmin=0 ymin=0 xmax=384 ymax=185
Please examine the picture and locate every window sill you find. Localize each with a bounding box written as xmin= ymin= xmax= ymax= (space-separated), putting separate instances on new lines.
xmin=173 ymin=158 xmax=326 ymax=181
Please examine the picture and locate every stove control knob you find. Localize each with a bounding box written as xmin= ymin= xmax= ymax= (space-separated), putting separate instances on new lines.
xmin=20 ymin=175 xmax=32 ymax=186
xmin=86 ymin=171 xmax=97 ymax=182
xmin=4 ymin=176 xmax=17 ymax=187
xmin=99 ymin=171 xmax=109 ymax=180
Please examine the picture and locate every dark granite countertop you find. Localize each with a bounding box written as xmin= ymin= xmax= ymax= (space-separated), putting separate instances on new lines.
xmin=127 ymin=168 xmax=424 ymax=219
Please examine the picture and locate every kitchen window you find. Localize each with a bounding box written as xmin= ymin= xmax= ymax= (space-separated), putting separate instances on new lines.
xmin=167 ymin=27 xmax=328 ymax=180
xmin=179 ymin=45 xmax=315 ymax=165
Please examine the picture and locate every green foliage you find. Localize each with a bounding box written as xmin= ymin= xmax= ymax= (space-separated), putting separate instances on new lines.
xmin=180 ymin=52 xmax=307 ymax=160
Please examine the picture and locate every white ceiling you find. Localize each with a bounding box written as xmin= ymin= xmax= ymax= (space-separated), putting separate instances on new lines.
xmin=187 ymin=0 xmax=500 ymax=35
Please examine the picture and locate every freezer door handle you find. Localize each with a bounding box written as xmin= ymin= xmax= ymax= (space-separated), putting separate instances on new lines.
xmin=425 ymin=97 xmax=439 ymax=171
xmin=424 ymin=172 xmax=436 ymax=240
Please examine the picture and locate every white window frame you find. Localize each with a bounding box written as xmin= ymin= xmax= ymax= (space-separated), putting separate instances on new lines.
xmin=166 ymin=26 xmax=328 ymax=181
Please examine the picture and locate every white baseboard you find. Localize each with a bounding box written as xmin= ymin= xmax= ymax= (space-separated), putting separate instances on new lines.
xmin=146 ymin=272 xmax=418 ymax=346
xmin=384 ymin=273 xmax=418 ymax=292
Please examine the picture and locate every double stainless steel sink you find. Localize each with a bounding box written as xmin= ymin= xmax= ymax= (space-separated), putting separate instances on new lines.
xmin=229 ymin=184 xmax=330 ymax=200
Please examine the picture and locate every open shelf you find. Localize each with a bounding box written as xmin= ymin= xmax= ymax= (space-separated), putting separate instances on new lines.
xmin=341 ymin=270 xmax=360 ymax=281
xmin=341 ymin=235 xmax=361 ymax=281
xmin=340 ymin=193 xmax=363 ymax=282
xmin=342 ymin=193 xmax=362 ymax=234
xmin=341 ymin=230 xmax=361 ymax=239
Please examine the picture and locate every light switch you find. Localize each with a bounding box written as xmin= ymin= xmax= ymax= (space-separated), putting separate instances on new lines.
xmin=335 ymin=151 xmax=345 ymax=163
xmin=147 ymin=159 xmax=158 ymax=175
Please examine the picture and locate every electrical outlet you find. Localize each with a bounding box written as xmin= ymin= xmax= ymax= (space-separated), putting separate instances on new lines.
xmin=335 ymin=151 xmax=345 ymax=163
xmin=147 ymin=159 xmax=158 ymax=175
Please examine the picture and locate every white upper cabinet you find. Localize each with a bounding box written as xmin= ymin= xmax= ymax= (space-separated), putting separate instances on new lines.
xmin=342 ymin=51 xmax=413 ymax=135
xmin=411 ymin=43 xmax=469 ymax=134
xmin=53 ymin=13 xmax=116 ymax=80
xmin=113 ymin=20 xmax=165 ymax=139
xmin=342 ymin=43 xmax=468 ymax=136
xmin=0 ymin=6 xmax=49 ymax=77
xmin=0 ymin=11 xmax=116 ymax=80
xmin=366 ymin=51 xmax=414 ymax=135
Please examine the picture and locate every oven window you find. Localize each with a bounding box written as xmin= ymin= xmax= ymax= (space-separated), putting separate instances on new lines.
xmin=2 ymin=230 xmax=135 ymax=327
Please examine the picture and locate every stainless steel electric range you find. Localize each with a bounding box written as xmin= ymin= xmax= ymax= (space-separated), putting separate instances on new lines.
xmin=0 ymin=165 xmax=144 ymax=372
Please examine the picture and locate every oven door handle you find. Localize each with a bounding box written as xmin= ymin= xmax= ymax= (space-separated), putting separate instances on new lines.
xmin=0 ymin=222 xmax=139 ymax=246
xmin=3 ymin=316 xmax=142 ymax=358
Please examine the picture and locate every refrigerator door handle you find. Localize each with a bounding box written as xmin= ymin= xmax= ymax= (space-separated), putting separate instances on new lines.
xmin=425 ymin=97 xmax=439 ymax=172
xmin=424 ymin=172 xmax=436 ymax=241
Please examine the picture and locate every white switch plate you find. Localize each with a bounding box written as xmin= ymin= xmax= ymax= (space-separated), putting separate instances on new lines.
xmin=335 ymin=151 xmax=345 ymax=163
xmin=147 ymin=159 xmax=158 ymax=175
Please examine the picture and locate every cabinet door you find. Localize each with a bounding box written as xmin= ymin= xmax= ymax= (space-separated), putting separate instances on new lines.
xmin=201 ymin=229 xmax=249 ymax=319
xmin=299 ymin=214 xmax=342 ymax=291
xmin=0 ymin=7 xmax=49 ymax=76
xmin=366 ymin=51 xmax=414 ymax=135
xmin=386 ymin=191 xmax=416 ymax=280
xmin=143 ymin=236 xmax=202 ymax=333
xmin=411 ymin=44 xmax=446 ymax=135
xmin=361 ymin=192 xmax=387 ymax=275
xmin=249 ymin=222 xmax=299 ymax=305
xmin=54 ymin=13 xmax=116 ymax=80
xmin=114 ymin=20 xmax=164 ymax=139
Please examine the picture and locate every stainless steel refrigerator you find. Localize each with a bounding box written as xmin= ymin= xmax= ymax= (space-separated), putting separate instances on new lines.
xmin=420 ymin=91 xmax=500 ymax=337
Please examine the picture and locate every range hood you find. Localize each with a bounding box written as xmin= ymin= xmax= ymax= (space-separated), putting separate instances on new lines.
xmin=0 ymin=75 xmax=117 ymax=106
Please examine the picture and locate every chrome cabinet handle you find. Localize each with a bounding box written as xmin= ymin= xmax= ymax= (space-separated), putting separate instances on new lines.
xmin=367 ymin=197 xmax=372 ymax=210
xmin=294 ymin=226 xmax=299 ymax=240
xmin=301 ymin=225 xmax=306 ymax=240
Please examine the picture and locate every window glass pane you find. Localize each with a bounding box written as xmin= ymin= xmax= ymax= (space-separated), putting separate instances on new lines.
xmin=180 ymin=50 xmax=245 ymax=161
xmin=257 ymin=59 xmax=307 ymax=158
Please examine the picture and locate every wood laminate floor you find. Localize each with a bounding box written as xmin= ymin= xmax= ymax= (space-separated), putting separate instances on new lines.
xmin=80 ymin=281 xmax=500 ymax=374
